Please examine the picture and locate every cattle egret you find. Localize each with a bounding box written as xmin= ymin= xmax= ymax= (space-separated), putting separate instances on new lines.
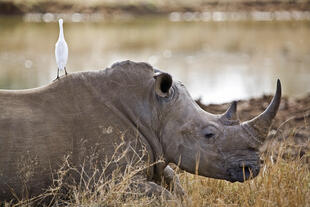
xmin=55 ymin=18 xmax=68 ymax=80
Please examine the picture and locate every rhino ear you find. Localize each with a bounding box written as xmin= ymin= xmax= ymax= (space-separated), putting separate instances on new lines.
xmin=153 ymin=72 xmax=173 ymax=98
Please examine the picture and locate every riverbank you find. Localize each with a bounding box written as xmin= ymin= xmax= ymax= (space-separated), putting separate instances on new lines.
xmin=1 ymin=0 xmax=310 ymax=16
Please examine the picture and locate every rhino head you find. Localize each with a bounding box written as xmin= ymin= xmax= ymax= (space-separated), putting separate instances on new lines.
xmin=154 ymin=72 xmax=281 ymax=182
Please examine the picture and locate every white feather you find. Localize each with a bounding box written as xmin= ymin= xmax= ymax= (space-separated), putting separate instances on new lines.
xmin=55 ymin=19 xmax=68 ymax=70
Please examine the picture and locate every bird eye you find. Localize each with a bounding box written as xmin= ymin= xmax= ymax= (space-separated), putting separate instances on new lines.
xmin=204 ymin=133 xmax=215 ymax=139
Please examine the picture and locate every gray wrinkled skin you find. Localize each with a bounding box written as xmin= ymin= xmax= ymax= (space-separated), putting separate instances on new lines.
xmin=0 ymin=60 xmax=281 ymax=200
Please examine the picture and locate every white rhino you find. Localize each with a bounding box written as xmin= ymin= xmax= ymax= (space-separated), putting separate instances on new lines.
xmin=0 ymin=60 xmax=281 ymax=201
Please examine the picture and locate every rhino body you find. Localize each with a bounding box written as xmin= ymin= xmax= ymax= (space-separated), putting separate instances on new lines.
xmin=0 ymin=60 xmax=281 ymax=201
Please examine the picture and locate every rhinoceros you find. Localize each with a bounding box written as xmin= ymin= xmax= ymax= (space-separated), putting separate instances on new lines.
xmin=0 ymin=60 xmax=281 ymax=201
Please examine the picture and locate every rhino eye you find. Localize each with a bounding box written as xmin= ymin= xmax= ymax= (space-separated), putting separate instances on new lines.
xmin=202 ymin=126 xmax=217 ymax=139
xmin=204 ymin=133 xmax=215 ymax=139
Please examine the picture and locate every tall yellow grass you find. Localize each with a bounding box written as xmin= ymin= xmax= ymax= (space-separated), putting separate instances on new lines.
xmin=181 ymin=152 xmax=309 ymax=207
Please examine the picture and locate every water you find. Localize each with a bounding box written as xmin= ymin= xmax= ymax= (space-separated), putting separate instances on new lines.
xmin=0 ymin=17 xmax=310 ymax=104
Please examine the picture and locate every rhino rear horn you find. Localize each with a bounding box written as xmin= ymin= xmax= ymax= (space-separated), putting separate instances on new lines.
xmin=221 ymin=101 xmax=238 ymax=121
xmin=243 ymin=79 xmax=282 ymax=143
xmin=154 ymin=72 xmax=172 ymax=98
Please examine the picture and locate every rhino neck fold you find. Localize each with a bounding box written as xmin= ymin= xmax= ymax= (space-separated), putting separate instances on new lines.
xmin=85 ymin=68 xmax=168 ymax=179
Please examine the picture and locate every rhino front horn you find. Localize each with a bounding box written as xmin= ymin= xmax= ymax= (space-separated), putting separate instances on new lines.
xmin=243 ymin=79 xmax=282 ymax=143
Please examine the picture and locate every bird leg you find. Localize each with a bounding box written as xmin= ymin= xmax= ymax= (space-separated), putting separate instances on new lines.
xmin=54 ymin=68 xmax=60 ymax=81
xmin=64 ymin=67 xmax=68 ymax=75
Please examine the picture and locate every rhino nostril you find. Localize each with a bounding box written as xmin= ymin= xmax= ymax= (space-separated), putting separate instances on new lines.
xmin=248 ymin=146 xmax=257 ymax=151
xmin=228 ymin=163 xmax=260 ymax=182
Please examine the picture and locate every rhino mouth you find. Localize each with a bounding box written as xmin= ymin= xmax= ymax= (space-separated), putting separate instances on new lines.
xmin=227 ymin=164 xmax=260 ymax=183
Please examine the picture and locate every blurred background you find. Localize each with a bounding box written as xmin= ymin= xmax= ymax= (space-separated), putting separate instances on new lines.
xmin=0 ymin=0 xmax=309 ymax=104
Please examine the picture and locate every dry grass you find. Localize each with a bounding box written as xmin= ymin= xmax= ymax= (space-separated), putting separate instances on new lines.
xmin=181 ymin=148 xmax=310 ymax=207
xmin=8 ymin=138 xmax=169 ymax=207
xmin=5 ymin=138 xmax=310 ymax=207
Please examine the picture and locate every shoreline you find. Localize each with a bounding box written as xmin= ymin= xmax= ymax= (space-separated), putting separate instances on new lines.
xmin=1 ymin=1 xmax=310 ymax=17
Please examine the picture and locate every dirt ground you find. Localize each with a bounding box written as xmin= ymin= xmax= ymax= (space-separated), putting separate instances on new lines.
xmin=196 ymin=93 xmax=310 ymax=164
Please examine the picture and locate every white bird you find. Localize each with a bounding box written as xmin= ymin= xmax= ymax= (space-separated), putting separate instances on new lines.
xmin=55 ymin=18 xmax=68 ymax=80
